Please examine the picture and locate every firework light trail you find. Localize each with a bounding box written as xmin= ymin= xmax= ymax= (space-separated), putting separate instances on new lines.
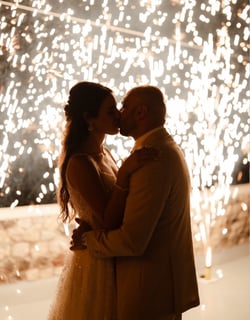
xmin=0 ymin=1 xmax=249 ymax=247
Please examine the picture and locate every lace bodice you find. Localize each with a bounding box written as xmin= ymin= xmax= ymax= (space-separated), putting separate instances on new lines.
xmin=67 ymin=154 xmax=117 ymax=229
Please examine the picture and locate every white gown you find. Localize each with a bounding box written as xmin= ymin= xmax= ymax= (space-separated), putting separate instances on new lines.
xmin=48 ymin=155 xmax=117 ymax=320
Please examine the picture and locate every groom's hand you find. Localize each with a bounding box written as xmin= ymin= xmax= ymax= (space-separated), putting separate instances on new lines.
xmin=70 ymin=218 xmax=92 ymax=251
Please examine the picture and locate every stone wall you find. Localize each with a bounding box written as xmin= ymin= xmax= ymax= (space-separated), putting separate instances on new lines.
xmin=0 ymin=184 xmax=249 ymax=284
xmin=0 ymin=205 xmax=69 ymax=284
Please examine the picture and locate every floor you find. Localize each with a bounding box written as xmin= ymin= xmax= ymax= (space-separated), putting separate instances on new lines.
xmin=0 ymin=243 xmax=249 ymax=320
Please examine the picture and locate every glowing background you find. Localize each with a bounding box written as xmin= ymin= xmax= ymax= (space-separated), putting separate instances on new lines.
xmin=0 ymin=0 xmax=249 ymax=209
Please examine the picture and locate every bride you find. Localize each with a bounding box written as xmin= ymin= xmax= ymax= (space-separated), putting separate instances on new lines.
xmin=48 ymin=81 xmax=156 ymax=319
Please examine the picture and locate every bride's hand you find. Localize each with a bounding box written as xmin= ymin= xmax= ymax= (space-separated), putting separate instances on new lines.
xmin=122 ymin=147 xmax=159 ymax=174
xmin=116 ymin=147 xmax=159 ymax=188
xmin=70 ymin=218 xmax=92 ymax=250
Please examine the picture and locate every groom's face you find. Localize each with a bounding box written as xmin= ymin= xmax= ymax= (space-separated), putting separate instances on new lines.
xmin=119 ymin=92 xmax=140 ymax=138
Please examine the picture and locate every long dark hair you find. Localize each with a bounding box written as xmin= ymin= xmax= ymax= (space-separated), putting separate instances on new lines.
xmin=58 ymin=81 xmax=112 ymax=222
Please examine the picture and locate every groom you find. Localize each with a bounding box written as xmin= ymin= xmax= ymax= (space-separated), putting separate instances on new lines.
xmin=72 ymin=85 xmax=200 ymax=320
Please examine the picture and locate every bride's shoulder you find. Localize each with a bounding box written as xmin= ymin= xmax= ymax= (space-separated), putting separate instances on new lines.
xmin=68 ymin=153 xmax=96 ymax=171
xmin=66 ymin=154 xmax=100 ymax=187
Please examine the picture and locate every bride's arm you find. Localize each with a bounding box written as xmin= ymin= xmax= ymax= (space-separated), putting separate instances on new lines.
xmin=102 ymin=149 xmax=159 ymax=229
xmin=102 ymin=158 xmax=132 ymax=229
xmin=67 ymin=149 xmax=157 ymax=230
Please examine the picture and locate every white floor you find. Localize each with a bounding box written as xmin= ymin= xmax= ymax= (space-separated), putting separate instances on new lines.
xmin=0 ymin=244 xmax=249 ymax=320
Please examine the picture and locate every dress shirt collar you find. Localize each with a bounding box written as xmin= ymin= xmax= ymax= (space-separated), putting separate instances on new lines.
xmin=133 ymin=126 xmax=164 ymax=151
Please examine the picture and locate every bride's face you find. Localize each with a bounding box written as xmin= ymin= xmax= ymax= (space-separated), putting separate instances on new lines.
xmin=91 ymin=93 xmax=120 ymax=135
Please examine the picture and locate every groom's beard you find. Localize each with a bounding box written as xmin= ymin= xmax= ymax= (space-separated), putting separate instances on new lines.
xmin=119 ymin=121 xmax=137 ymax=137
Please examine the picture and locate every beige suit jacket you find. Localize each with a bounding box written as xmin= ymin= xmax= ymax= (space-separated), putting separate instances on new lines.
xmin=86 ymin=128 xmax=200 ymax=320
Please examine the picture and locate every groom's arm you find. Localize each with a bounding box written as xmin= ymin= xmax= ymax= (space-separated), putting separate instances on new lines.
xmin=86 ymin=159 xmax=171 ymax=258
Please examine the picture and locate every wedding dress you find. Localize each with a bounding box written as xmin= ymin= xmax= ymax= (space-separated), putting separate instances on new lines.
xmin=48 ymin=155 xmax=117 ymax=320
